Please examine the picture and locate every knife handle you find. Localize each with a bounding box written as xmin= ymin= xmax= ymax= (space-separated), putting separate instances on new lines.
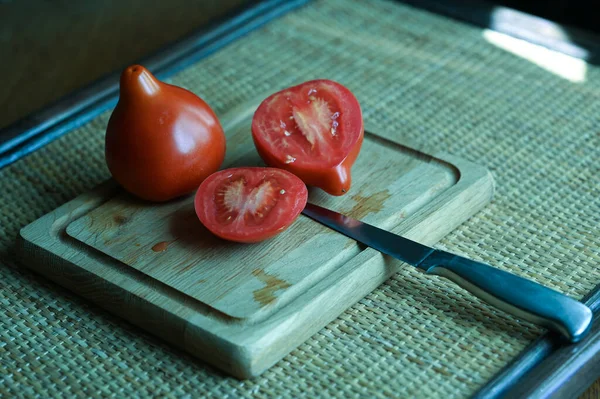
xmin=420 ymin=251 xmax=592 ymax=343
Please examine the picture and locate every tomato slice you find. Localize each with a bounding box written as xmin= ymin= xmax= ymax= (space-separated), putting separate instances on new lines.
xmin=195 ymin=167 xmax=308 ymax=243
xmin=252 ymin=79 xmax=363 ymax=196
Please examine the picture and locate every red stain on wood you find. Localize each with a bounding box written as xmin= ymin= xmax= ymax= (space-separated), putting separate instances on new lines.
xmin=349 ymin=189 xmax=391 ymax=219
xmin=252 ymin=269 xmax=290 ymax=307
xmin=152 ymin=241 xmax=171 ymax=252
xmin=113 ymin=214 xmax=129 ymax=225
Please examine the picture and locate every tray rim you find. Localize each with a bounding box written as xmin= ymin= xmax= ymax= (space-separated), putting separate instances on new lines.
xmin=4 ymin=0 xmax=599 ymax=396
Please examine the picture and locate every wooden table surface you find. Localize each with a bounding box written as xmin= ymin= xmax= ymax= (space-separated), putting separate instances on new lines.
xmin=1 ymin=0 xmax=597 ymax=396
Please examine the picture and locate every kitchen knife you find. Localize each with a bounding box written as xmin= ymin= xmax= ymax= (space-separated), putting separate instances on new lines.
xmin=302 ymin=203 xmax=592 ymax=343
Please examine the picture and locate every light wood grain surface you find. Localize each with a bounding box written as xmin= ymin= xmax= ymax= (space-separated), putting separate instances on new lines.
xmin=66 ymin=132 xmax=456 ymax=321
xmin=17 ymin=98 xmax=494 ymax=378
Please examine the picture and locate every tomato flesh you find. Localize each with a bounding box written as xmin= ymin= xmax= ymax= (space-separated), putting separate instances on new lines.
xmin=195 ymin=167 xmax=308 ymax=243
xmin=252 ymin=79 xmax=363 ymax=195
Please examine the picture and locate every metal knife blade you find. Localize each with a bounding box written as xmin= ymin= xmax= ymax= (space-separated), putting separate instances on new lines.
xmin=302 ymin=202 xmax=434 ymax=268
xmin=301 ymin=202 xmax=592 ymax=343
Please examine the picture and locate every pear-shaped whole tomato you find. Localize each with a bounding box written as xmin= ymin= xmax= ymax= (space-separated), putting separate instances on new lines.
xmin=105 ymin=65 xmax=226 ymax=202
xmin=251 ymin=80 xmax=363 ymax=196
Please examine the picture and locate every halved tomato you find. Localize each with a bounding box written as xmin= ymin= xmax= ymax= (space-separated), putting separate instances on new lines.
xmin=251 ymin=79 xmax=363 ymax=196
xmin=194 ymin=167 xmax=308 ymax=243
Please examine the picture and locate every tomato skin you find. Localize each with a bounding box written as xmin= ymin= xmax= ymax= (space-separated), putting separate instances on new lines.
xmin=105 ymin=65 xmax=226 ymax=202
xmin=251 ymin=79 xmax=363 ymax=196
xmin=195 ymin=167 xmax=308 ymax=243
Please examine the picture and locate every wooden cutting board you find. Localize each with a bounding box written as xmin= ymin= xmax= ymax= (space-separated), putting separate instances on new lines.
xmin=16 ymin=99 xmax=494 ymax=378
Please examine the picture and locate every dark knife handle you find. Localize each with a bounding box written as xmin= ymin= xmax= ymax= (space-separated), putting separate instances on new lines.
xmin=420 ymin=251 xmax=592 ymax=343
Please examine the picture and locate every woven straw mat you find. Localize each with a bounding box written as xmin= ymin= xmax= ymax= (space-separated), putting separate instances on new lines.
xmin=1 ymin=0 xmax=599 ymax=397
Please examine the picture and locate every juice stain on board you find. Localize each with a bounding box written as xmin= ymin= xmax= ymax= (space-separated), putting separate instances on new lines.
xmin=252 ymin=269 xmax=291 ymax=307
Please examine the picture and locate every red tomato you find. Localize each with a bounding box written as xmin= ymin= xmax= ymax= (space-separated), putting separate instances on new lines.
xmin=195 ymin=167 xmax=308 ymax=243
xmin=105 ymin=65 xmax=226 ymax=202
xmin=251 ymin=79 xmax=363 ymax=196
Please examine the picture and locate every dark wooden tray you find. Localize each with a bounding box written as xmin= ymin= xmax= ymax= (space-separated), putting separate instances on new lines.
xmin=2 ymin=0 xmax=599 ymax=397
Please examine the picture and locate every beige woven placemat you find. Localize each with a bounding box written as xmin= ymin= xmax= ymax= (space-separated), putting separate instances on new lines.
xmin=2 ymin=0 xmax=599 ymax=397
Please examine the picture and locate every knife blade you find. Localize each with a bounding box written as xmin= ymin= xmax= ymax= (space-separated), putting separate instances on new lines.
xmin=302 ymin=202 xmax=592 ymax=343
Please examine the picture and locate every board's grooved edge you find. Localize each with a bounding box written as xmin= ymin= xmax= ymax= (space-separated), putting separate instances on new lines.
xmin=15 ymin=115 xmax=495 ymax=378
xmin=364 ymin=130 xmax=462 ymax=185
xmin=23 ymin=196 xmax=241 ymax=324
